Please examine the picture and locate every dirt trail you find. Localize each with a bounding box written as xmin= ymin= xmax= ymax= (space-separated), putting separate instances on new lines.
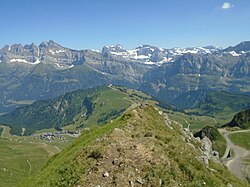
xmin=220 ymin=129 xmax=250 ymax=179
xmin=26 ymin=159 xmax=32 ymax=175
xmin=1 ymin=126 xmax=5 ymax=138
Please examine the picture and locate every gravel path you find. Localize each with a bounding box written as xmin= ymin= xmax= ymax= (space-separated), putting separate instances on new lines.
xmin=220 ymin=129 xmax=250 ymax=179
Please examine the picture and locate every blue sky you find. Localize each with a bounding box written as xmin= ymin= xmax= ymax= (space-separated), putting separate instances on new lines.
xmin=0 ymin=0 xmax=249 ymax=50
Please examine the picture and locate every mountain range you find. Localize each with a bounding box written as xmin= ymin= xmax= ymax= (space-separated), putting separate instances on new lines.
xmin=0 ymin=40 xmax=250 ymax=113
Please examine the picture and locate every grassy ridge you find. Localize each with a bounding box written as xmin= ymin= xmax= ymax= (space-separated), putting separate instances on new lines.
xmin=19 ymin=106 xmax=247 ymax=187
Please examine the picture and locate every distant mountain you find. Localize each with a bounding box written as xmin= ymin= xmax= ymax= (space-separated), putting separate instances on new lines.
xmin=19 ymin=105 xmax=247 ymax=187
xmin=0 ymin=41 xmax=151 ymax=113
xmin=223 ymin=109 xmax=250 ymax=129
xmin=0 ymin=41 xmax=250 ymax=113
xmin=224 ymin=41 xmax=250 ymax=54
xmin=102 ymin=44 xmax=219 ymax=65
xmin=0 ymin=85 xmax=170 ymax=135
xmin=0 ymin=40 xmax=84 ymax=68
xmin=140 ymin=52 xmax=250 ymax=102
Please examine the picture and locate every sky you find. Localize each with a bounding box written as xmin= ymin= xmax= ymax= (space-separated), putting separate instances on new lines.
xmin=0 ymin=0 xmax=249 ymax=50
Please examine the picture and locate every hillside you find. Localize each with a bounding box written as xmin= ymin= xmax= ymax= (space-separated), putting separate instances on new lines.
xmin=172 ymin=90 xmax=250 ymax=118
xmin=19 ymin=106 xmax=248 ymax=187
xmin=224 ymin=109 xmax=250 ymax=129
xmin=0 ymin=85 xmax=164 ymax=135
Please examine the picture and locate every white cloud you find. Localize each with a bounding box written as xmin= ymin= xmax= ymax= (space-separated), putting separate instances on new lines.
xmin=221 ymin=2 xmax=234 ymax=10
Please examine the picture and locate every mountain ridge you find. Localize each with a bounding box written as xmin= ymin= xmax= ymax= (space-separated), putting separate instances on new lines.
xmin=0 ymin=40 xmax=250 ymax=113
xmin=0 ymin=85 xmax=172 ymax=135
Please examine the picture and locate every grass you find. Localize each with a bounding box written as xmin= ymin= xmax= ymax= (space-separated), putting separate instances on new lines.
xmin=160 ymin=111 xmax=228 ymax=157
xmin=0 ymin=124 xmax=78 ymax=187
xmin=209 ymin=127 xmax=227 ymax=157
xmin=0 ymin=139 xmax=53 ymax=187
xmin=167 ymin=111 xmax=218 ymax=130
xmin=229 ymin=131 xmax=250 ymax=150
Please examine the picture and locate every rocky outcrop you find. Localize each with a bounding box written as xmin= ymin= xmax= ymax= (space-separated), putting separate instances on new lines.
xmin=200 ymin=136 xmax=220 ymax=165
xmin=194 ymin=126 xmax=215 ymax=141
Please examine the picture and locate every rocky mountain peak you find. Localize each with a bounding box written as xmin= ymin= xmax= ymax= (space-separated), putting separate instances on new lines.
xmin=224 ymin=41 xmax=250 ymax=53
xmin=102 ymin=44 xmax=126 ymax=56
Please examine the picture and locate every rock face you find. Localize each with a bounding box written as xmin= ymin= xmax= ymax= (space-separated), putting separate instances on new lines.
xmin=194 ymin=126 xmax=222 ymax=166
xmin=194 ymin=126 xmax=215 ymax=141
xmin=0 ymin=40 xmax=85 ymax=68
xmin=200 ymin=136 xmax=220 ymax=164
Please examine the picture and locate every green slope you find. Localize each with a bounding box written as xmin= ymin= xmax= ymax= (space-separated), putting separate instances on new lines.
xmin=224 ymin=109 xmax=250 ymax=129
xmin=172 ymin=90 xmax=250 ymax=118
xmin=19 ymin=106 xmax=248 ymax=187
xmin=0 ymin=85 xmax=170 ymax=135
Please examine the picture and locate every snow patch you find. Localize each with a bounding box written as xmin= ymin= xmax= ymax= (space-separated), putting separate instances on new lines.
xmin=55 ymin=63 xmax=62 ymax=68
xmin=56 ymin=49 xmax=66 ymax=54
xmin=91 ymin=49 xmax=100 ymax=52
xmin=10 ymin=58 xmax=41 ymax=65
xmin=144 ymin=61 xmax=155 ymax=65
xmin=10 ymin=58 xmax=28 ymax=63
xmin=228 ymin=51 xmax=241 ymax=57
